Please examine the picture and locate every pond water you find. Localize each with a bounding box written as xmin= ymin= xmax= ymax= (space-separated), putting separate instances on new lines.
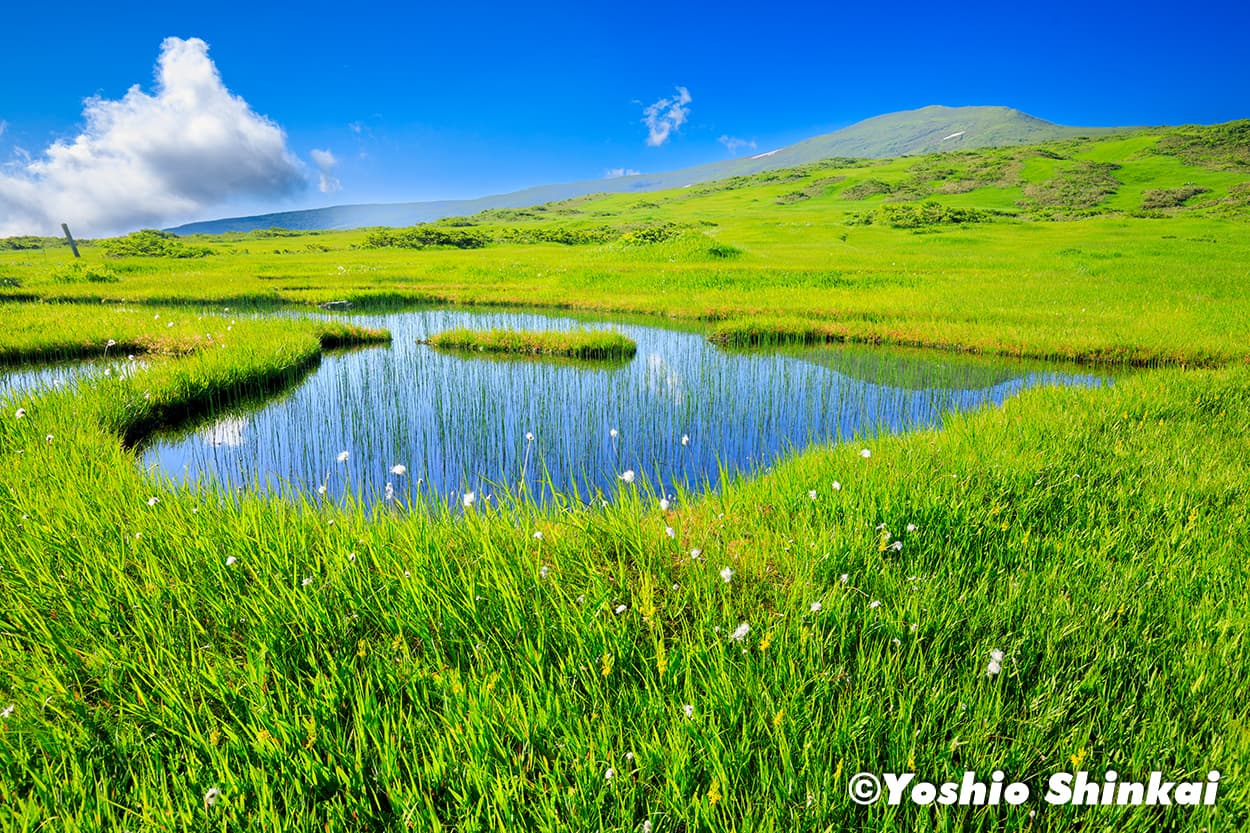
xmin=0 ymin=356 xmax=144 ymax=400
xmin=139 ymin=308 xmax=1108 ymax=506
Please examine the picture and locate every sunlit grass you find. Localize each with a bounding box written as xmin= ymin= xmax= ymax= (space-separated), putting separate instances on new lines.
xmin=426 ymin=326 xmax=637 ymax=360
xmin=0 ymin=130 xmax=1248 ymax=829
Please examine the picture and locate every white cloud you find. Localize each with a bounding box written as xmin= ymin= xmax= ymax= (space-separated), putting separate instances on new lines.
xmin=642 ymin=86 xmax=691 ymax=147
xmin=718 ymin=135 xmax=757 ymax=156
xmin=310 ymin=148 xmax=341 ymax=193
xmin=0 ymin=37 xmax=306 ymax=237
xmin=604 ymin=167 xmax=641 ymax=179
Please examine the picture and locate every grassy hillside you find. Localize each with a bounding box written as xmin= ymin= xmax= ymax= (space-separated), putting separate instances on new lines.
xmin=166 ymin=105 xmax=1128 ymax=235
xmin=1 ymin=123 xmax=1248 ymax=831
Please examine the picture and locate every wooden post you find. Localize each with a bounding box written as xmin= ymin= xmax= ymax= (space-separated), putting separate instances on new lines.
xmin=61 ymin=223 xmax=80 ymax=258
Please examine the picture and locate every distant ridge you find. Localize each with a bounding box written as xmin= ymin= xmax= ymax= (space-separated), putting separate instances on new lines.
xmin=169 ymin=106 xmax=1124 ymax=235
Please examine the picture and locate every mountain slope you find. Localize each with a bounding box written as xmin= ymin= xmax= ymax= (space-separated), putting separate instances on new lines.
xmin=169 ymin=105 xmax=1126 ymax=235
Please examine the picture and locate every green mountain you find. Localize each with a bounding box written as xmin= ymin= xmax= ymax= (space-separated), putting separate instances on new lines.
xmin=169 ymin=106 xmax=1126 ymax=235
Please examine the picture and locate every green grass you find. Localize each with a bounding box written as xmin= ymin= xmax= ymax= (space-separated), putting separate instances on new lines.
xmin=426 ymin=326 xmax=637 ymax=360
xmin=1 ymin=125 xmax=1249 ymax=830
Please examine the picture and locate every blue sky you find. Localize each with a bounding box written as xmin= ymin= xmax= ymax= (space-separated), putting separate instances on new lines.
xmin=1 ymin=0 xmax=1247 ymax=235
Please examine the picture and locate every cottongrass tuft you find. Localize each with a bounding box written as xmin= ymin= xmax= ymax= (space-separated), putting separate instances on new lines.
xmin=337 ymin=451 xmax=349 ymax=463
xmin=390 ymin=464 xmax=407 ymax=476
xmin=1 ymin=704 xmax=14 ymax=719
xmin=868 ymin=599 xmax=881 ymax=609
xmin=463 ymin=491 xmax=476 ymax=508
xmin=832 ymin=480 xmax=842 ymax=491
xmin=659 ymin=498 xmax=670 ymax=511
xmin=605 ymin=767 xmax=615 ymax=781
xmin=682 ymin=704 xmax=694 ymax=718
xmin=618 ymin=470 xmax=635 ymax=484
xmin=730 ymin=622 xmax=751 ymax=642
xmin=15 ymin=408 xmax=26 ymax=419
xmin=808 ymin=489 xmax=817 ymax=500
xmin=719 ymin=566 xmax=734 ymax=583
xmin=614 ymin=604 xmax=628 ymax=614
xmin=810 ymin=601 xmax=822 ymax=613
xmin=533 ymin=530 xmax=543 ymax=540
xmin=147 ymin=497 xmax=159 ymax=507
xmin=301 ymin=577 xmax=314 ymax=587
xmin=860 ymin=449 xmax=872 ymax=459
xmin=204 ymin=786 xmax=221 ymax=809
xmin=539 ymin=565 xmax=549 ymax=579
xmin=681 ymin=434 xmax=689 ymax=446
xmin=225 ymin=556 xmax=237 ymax=567
xmin=665 ymin=526 xmax=675 ymax=539
xmin=987 ymin=649 xmax=1005 ymax=677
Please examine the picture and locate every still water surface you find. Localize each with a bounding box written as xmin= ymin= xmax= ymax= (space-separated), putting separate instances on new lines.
xmin=132 ymin=309 xmax=1105 ymax=505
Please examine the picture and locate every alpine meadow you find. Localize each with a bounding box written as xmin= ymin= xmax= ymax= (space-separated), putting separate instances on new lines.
xmin=1 ymin=117 xmax=1249 ymax=833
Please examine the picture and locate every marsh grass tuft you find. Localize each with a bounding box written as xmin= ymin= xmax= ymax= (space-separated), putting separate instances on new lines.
xmin=425 ymin=326 xmax=637 ymax=360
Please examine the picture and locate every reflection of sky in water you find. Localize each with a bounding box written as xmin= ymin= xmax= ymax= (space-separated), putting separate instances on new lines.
xmin=139 ymin=309 xmax=1108 ymax=506
xmin=1 ymin=357 xmax=146 ymax=400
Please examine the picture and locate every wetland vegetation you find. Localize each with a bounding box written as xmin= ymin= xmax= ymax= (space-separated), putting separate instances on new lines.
xmin=0 ymin=123 xmax=1248 ymax=831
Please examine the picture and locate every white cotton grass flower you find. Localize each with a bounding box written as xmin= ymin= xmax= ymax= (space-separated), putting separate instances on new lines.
xmin=390 ymin=464 xmax=407 ymax=476
xmin=301 ymin=577 xmax=313 ymax=587
xmin=890 ymin=541 xmax=903 ymax=552
xmin=681 ymin=434 xmax=689 ymax=446
xmin=15 ymin=408 xmax=26 ymax=419
xmin=147 ymin=497 xmax=159 ymax=507
xmin=317 ymin=484 xmax=327 ymax=496
xmin=539 ymin=565 xmax=549 ymax=579
xmin=840 ymin=573 xmax=849 ymax=584
xmin=618 ymin=470 xmax=635 ymax=484
xmin=225 ymin=556 xmax=237 ymax=567
xmin=609 ymin=428 xmax=619 ymax=439
xmin=384 ymin=482 xmax=395 ymax=503
xmin=337 ymin=450 xmax=349 ymax=463
xmin=987 ymin=649 xmax=1005 ymax=677
xmin=808 ymin=490 xmax=817 ymax=500
xmin=1 ymin=704 xmax=14 ymax=719
xmin=906 ymin=523 xmax=917 ymax=532
xmin=463 ymin=491 xmax=476 ymax=508
xmin=682 ymin=703 xmax=694 ymax=718
xmin=832 ymin=480 xmax=842 ymax=491
xmin=614 ymin=604 xmax=628 ymax=615
xmin=690 ymin=548 xmax=702 ymax=559
xmin=204 ymin=786 xmax=221 ymax=809
xmin=533 ymin=530 xmax=543 ymax=540
xmin=719 ymin=566 xmax=734 ymax=583
xmin=730 ymin=622 xmax=751 ymax=642
xmin=659 ymin=498 xmax=670 ymax=511
xmin=810 ymin=601 xmax=822 ymax=613
xmin=46 ymin=434 xmax=54 ymax=444
xmin=860 ymin=449 xmax=871 ymax=459
xmin=642 ymin=820 xmax=653 ymax=833
xmin=665 ymin=526 xmax=675 ymax=539
xmin=605 ymin=767 xmax=615 ymax=781
xmin=868 ymin=599 xmax=881 ymax=609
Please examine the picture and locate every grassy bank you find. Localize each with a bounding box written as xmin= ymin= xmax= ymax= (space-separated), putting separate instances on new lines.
xmin=0 ymin=311 xmax=1246 ymax=829
xmin=426 ymin=326 xmax=637 ymax=360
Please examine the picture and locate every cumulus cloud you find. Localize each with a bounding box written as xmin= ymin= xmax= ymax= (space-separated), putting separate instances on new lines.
xmin=642 ymin=86 xmax=691 ymax=147
xmin=604 ymin=167 xmax=641 ymax=179
xmin=718 ymin=135 xmax=757 ymax=156
xmin=0 ymin=37 xmax=306 ymax=237
xmin=310 ymin=148 xmax=341 ymax=193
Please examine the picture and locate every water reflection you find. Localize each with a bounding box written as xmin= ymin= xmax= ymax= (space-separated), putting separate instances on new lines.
xmin=140 ymin=309 xmax=1108 ymax=506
